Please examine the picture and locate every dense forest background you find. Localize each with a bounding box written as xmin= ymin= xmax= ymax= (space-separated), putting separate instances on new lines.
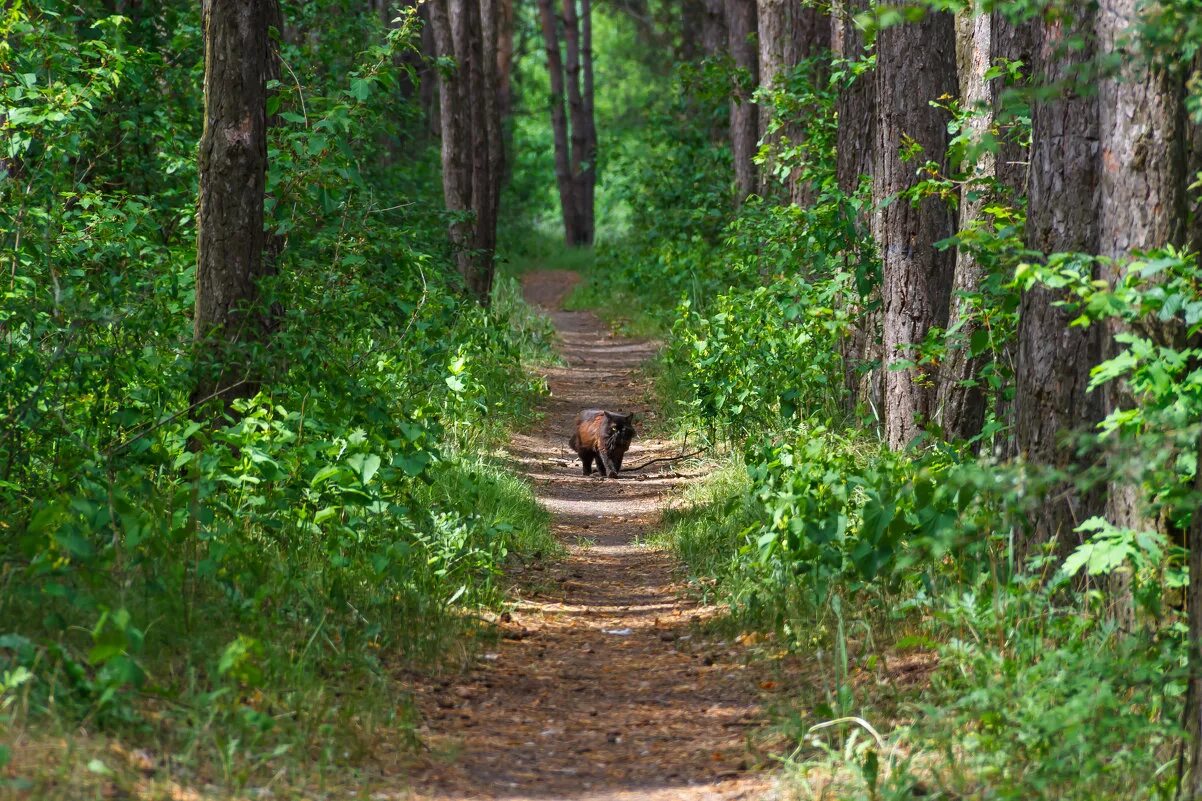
xmin=4 ymin=0 xmax=1202 ymax=798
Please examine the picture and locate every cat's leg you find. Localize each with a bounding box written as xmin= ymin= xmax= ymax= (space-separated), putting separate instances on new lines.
xmin=597 ymin=448 xmax=618 ymax=478
xmin=581 ymin=450 xmax=594 ymax=476
xmin=613 ymin=453 xmax=624 ymax=472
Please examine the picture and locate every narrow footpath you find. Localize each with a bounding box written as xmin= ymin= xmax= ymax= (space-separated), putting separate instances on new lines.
xmin=408 ymin=270 xmax=777 ymax=801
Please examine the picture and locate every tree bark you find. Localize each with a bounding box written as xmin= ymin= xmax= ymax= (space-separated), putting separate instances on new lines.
xmin=874 ymin=6 xmax=958 ymax=450
xmin=935 ymin=3 xmax=991 ymax=443
xmin=429 ymin=0 xmax=500 ymax=301
xmin=428 ymin=0 xmax=473 ymax=286
xmin=754 ymin=0 xmax=825 ymax=202
xmin=562 ymin=0 xmax=596 ymax=244
xmin=1187 ymin=426 xmax=1202 ymax=799
xmin=497 ymin=0 xmax=516 ymax=119
xmin=1096 ymin=0 xmax=1185 ymax=630
xmin=538 ymin=0 xmax=579 ymax=244
xmin=725 ymin=0 xmax=758 ymax=203
xmin=1014 ymin=6 xmax=1102 ymax=556
xmin=991 ymin=6 xmax=1036 ymax=199
xmin=193 ymin=0 xmax=272 ymax=407
xmin=832 ymin=0 xmax=873 ymax=197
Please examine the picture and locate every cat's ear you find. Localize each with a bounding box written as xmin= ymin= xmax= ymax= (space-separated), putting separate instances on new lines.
xmin=627 ymin=413 xmax=636 ymax=426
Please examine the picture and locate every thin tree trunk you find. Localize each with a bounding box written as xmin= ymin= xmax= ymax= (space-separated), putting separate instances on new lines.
xmin=1096 ymin=0 xmax=1185 ymax=629
xmin=725 ymin=0 xmax=758 ymax=203
xmin=538 ymin=0 xmax=582 ymax=244
xmin=428 ymin=0 xmax=473 ymax=287
xmin=473 ymin=0 xmax=502 ymax=299
xmin=874 ymin=6 xmax=958 ymax=450
xmin=193 ymin=0 xmax=271 ymax=407
xmin=935 ymin=3 xmax=991 ymax=443
xmin=581 ymin=0 xmax=597 ymax=241
xmin=1014 ymin=6 xmax=1102 ymax=558
xmin=1187 ymin=424 xmax=1202 ymax=798
xmin=497 ymin=0 xmax=516 ymax=119
xmin=831 ymin=0 xmax=877 ymax=415
xmin=561 ymin=0 xmax=595 ymax=244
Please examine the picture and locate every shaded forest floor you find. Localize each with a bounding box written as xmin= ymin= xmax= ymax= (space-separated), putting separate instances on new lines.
xmin=405 ymin=270 xmax=780 ymax=800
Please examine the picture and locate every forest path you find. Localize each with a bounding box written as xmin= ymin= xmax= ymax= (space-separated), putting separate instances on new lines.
xmin=405 ymin=270 xmax=777 ymax=800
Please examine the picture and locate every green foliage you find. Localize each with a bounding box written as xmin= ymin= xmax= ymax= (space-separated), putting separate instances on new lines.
xmin=584 ymin=6 xmax=1200 ymax=798
xmin=0 ymin=0 xmax=557 ymax=785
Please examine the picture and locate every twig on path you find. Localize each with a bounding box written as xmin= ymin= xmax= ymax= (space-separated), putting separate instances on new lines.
xmin=622 ymin=449 xmax=705 ymax=473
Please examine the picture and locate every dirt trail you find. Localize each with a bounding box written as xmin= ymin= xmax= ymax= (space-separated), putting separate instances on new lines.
xmin=408 ymin=270 xmax=777 ymax=801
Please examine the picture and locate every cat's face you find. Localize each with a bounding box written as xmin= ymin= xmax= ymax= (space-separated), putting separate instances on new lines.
xmin=605 ymin=412 xmax=636 ymax=447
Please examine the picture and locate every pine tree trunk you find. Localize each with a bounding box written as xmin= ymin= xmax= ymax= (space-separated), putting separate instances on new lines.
xmin=874 ymin=7 xmax=957 ymax=450
xmin=428 ymin=0 xmax=473 ymax=286
xmin=756 ymin=0 xmax=827 ymax=201
xmin=581 ymin=0 xmax=597 ymax=241
xmin=1097 ymin=0 xmax=1185 ymax=630
xmin=832 ymin=0 xmax=872 ymax=197
xmin=935 ymin=3 xmax=991 ymax=443
xmin=561 ymin=0 xmax=596 ymax=245
xmin=725 ymin=0 xmax=758 ymax=203
xmin=1188 ymin=427 xmax=1202 ymax=799
xmin=1014 ymin=7 xmax=1101 ymax=556
xmin=497 ymin=0 xmax=516 ymax=119
xmin=830 ymin=0 xmax=877 ymax=414
xmin=537 ymin=0 xmax=580 ymax=244
xmin=473 ymin=0 xmax=502 ymax=299
xmin=193 ymin=0 xmax=271 ymax=408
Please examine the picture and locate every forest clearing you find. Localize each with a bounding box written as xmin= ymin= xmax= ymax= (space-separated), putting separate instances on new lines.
xmin=3 ymin=0 xmax=1202 ymax=799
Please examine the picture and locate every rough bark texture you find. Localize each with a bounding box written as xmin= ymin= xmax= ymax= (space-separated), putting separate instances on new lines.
xmin=1014 ymin=8 xmax=1101 ymax=556
xmin=935 ymin=5 xmax=991 ymax=443
xmin=873 ymin=7 xmax=957 ymax=450
xmin=725 ymin=0 xmax=758 ymax=203
xmin=193 ymin=0 xmax=271 ymax=407
xmin=830 ymin=0 xmax=878 ymax=414
xmin=1097 ymin=0 xmax=1185 ymax=631
xmin=755 ymin=0 xmax=827 ymax=202
xmin=833 ymin=0 xmax=873 ymax=197
xmin=991 ymin=7 xmax=1036 ymax=198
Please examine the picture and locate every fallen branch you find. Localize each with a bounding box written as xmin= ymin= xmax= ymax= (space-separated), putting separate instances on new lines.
xmin=622 ymin=449 xmax=705 ymax=473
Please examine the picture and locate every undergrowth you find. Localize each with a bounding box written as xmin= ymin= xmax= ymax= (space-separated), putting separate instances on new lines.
xmin=581 ymin=42 xmax=1194 ymax=801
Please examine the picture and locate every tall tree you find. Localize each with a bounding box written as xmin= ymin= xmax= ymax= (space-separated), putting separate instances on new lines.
xmin=726 ymin=0 xmax=758 ymax=202
xmin=429 ymin=0 xmax=502 ymax=300
xmin=832 ymin=0 xmax=873 ymax=197
xmin=562 ymin=0 xmax=597 ymax=243
xmin=830 ymin=0 xmax=878 ymax=412
xmin=1097 ymin=0 xmax=1185 ymax=628
xmin=1014 ymin=5 xmax=1102 ymax=553
xmin=935 ymin=3 xmax=991 ymax=442
xmin=193 ymin=0 xmax=272 ymax=407
xmin=755 ymin=0 xmax=827 ymax=201
xmin=538 ymin=0 xmax=596 ymax=245
xmin=874 ymin=7 xmax=958 ymax=450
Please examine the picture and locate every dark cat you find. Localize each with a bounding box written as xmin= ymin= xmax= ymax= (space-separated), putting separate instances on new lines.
xmin=569 ymin=409 xmax=636 ymax=478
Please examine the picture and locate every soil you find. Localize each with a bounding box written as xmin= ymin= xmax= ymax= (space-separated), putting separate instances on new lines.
xmin=405 ymin=271 xmax=780 ymax=801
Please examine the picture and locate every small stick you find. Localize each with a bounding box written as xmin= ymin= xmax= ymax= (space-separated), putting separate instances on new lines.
xmin=622 ymin=449 xmax=705 ymax=473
